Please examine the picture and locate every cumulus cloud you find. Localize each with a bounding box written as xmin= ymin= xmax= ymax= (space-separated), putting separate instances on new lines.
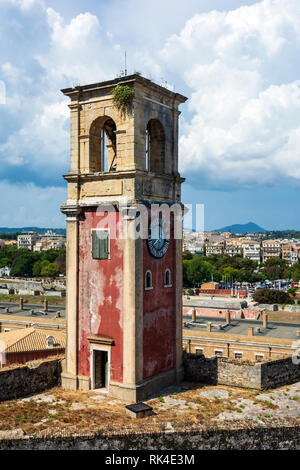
xmin=1 ymin=0 xmax=300 ymax=200
xmin=0 ymin=0 xmax=125 ymax=187
xmin=161 ymin=0 xmax=300 ymax=188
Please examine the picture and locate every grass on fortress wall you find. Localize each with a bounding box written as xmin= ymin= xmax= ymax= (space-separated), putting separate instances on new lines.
xmin=0 ymin=382 xmax=296 ymax=437
xmin=266 ymin=310 xmax=300 ymax=323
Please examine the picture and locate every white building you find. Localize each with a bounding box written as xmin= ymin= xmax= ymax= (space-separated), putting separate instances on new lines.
xmin=0 ymin=266 xmax=11 ymax=277
xmin=17 ymin=231 xmax=37 ymax=250
xmin=242 ymin=241 xmax=261 ymax=263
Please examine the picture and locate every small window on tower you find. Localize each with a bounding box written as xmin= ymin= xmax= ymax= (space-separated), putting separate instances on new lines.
xmin=145 ymin=270 xmax=153 ymax=290
xmin=92 ymin=229 xmax=110 ymax=260
xmin=164 ymin=268 xmax=172 ymax=287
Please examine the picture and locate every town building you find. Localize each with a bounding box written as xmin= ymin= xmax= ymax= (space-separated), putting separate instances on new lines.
xmin=281 ymin=242 xmax=300 ymax=266
xmin=205 ymin=241 xmax=225 ymax=256
xmin=33 ymin=238 xmax=65 ymax=252
xmin=0 ymin=327 xmax=65 ymax=367
xmin=242 ymin=240 xmax=261 ymax=263
xmin=183 ymin=315 xmax=299 ymax=361
xmin=224 ymin=239 xmax=243 ymax=257
xmin=17 ymin=231 xmax=37 ymax=250
xmin=261 ymin=239 xmax=281 ymax=263
xmin=60 ymin=74 xmax=186 ymax=401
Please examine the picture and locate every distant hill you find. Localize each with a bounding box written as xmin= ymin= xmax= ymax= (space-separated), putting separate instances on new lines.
xmin=213 ymin=222 xmax=266 ymax=234
xmin=0 ymin=227 xmax=66 ymax=235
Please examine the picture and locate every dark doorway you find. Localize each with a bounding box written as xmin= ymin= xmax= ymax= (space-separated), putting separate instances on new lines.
xmin=94 ymin=350 xmax=108 ymax=389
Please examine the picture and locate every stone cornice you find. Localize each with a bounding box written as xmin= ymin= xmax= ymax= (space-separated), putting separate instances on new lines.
xmin=61 ymin=74 xmax=187 ymax=104
xmin=63 ymin=170 xmax=185 ymax=184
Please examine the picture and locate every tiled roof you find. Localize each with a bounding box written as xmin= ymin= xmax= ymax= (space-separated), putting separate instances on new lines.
xmin=0 ymin=327 xmax=65 ymax=354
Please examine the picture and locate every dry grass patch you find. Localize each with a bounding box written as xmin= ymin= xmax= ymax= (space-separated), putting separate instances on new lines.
xmin=0 ymin=383 xmax=288 ymax=437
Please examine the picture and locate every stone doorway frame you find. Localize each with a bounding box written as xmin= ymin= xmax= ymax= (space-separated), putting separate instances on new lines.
xmin=89 ymin=341 xmax=112 ymax=392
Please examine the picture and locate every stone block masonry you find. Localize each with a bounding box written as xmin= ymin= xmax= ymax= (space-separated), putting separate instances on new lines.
xmin=0 ymin=425 xmax=298 ymax=450
xmin=183 ymin=353 xmax=300 ymax=390
xmin=0 ymin=357 xmax=63 ymax=401
xmin=260 ymin=358 xmax=300 ymax=389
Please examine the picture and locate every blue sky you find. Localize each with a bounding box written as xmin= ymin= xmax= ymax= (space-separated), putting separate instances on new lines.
xmin=0 ymin=0 xmax=299 ymax=230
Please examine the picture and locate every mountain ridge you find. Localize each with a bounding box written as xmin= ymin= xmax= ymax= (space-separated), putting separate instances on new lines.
xmin=0 ymin=227 xmax=66 ymax=235
xmin=212 ymin=222 xmax=266 ymax=234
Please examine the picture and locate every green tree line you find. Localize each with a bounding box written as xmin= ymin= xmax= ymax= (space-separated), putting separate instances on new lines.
xmin=183 ymin=252 xmax=300 ymax=287
xmin=0 ymin=246 xmax=66 ymax=277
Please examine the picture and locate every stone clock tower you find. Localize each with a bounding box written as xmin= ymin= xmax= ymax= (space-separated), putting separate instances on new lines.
xmin=60 ymin=74 xmax=187 ymax=401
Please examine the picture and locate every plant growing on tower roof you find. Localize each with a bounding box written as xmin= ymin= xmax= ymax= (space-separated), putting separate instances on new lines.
xmin=112 ymin=84 xmax=135 ymax=116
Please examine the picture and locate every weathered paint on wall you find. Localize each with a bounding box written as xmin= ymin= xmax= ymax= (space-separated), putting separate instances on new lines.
xmin=143 ymin=218 xmax=175 ymax=379
xmin=198 ymin=289 xmax=247 ymax=298
xmin=78 ymin=208 xmax=124 ymax=383
xmin=183 ymin=307 xmax=259 ymax=319
xmin=2 ymin=349 xmax=64 ymax=367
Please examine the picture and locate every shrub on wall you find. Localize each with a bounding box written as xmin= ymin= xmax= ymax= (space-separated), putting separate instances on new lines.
xmin=112 ymin=84 xmax=135 ymax=115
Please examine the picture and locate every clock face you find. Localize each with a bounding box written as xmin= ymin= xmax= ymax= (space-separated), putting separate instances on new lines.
xmin=147 ymin=219 xmax=170 ymax=258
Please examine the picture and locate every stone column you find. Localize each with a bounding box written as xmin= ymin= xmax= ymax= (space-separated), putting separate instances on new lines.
xmin=122 ymin=210 xmax=143 ymax=388
xmin=61 ymin=208 xmax=80 ymax=390
xmin=68 ymin=102 xmax=81 ymax=173
xmin=192 ymin=307 xmax=196 ymax=322
xmin=174 ymin=234 xmax=183 ymax=381
xmin=225 ymin=310 xmax=231 ymax=324
xmin=263 ymin=312 xmax=268 ymax=329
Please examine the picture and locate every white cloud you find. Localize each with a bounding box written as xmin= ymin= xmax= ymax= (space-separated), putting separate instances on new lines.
xmin=40 ymin=7 xmax=122 ymax=85
xmin=161 ymin=0 xmax=300 ymax=188
xmin=0 ymin=181 xmax=65 ymax=226
xmin=0 ymin=2 xmax=123 ymax=183
xmin=1 ymin=0 xmax=300 ymax=197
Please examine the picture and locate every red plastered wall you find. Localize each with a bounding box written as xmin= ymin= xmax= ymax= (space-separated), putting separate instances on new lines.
xmin=143 ymin=217 xmax=176 ymax=380
xmin=77 ymin=208 xmax=123 ymax=383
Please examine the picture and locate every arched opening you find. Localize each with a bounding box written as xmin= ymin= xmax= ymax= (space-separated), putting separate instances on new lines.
xmin=145 ymin=119 xmax=165 ymax=173
xmin=145 ymin=270 xmax=153 ymax=290
xmin=164 ymin=268 xmax=172 ymax=287
xmin=89 ymin=116 xmax=117 ymax=172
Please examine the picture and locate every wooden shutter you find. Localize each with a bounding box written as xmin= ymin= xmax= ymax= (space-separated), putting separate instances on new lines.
xmin=92 ymin=230 xmax=100 ymax=259
xmin=99 ymin=230 xmax=109 ymax=259
xmin=92 ymin=230 xmax=109 ymax=259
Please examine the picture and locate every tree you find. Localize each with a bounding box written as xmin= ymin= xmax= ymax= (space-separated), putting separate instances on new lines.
xmin=253 ymin=288 xmax=293 ymax=304
xmin=289 ymin=263 xmax=300 ymax=282
xmin=222 ymin=266 xmax=239 ymax=280
xmin=186 ymin=257 xmax=213 ymax=286
xmin=183 ymin=251 xmax=193 ymax=260
xmin=42 ymin=249 xmax=62 ymax=263
xmin=183 ymin=260 xmax=190 ymax=287
xmin=40 ymin=261 xmax=60 ymax=277
xmin=262 ymin=258 xmax=288 ymax=280
xmin=54 ymin=252 xmax=66 ymax=275
xmin=10 ymin=254 xmax=34 ymax=277
xmin=0 ymin=257 xmax=10 ymax=268
xmin=32 ymin=261 xmax=42 ymax=277
xmin=288 ymin=287 xmax=297 ymax=297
